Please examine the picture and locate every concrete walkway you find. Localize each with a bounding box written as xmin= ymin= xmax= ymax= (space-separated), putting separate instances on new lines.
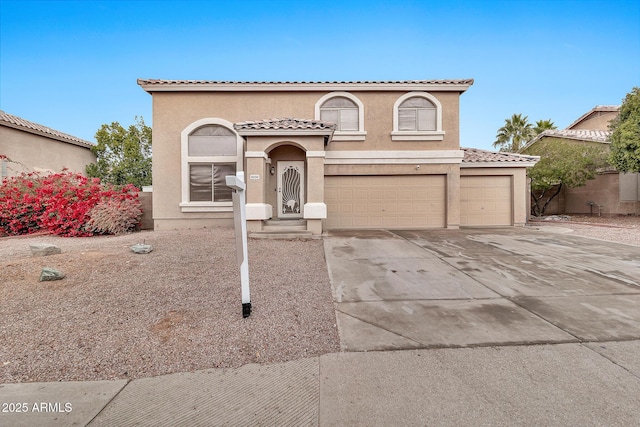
xmin=2 ymin=342 xmax=640 ymax=426
xmin=2 ymin=227 xmax=640 ymax=426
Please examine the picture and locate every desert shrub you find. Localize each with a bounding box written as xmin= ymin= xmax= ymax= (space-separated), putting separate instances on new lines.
xmin=0 ymin=167 xmax=141 ymax=237
xmin=84 ymin=195 xmax=142 ymax=235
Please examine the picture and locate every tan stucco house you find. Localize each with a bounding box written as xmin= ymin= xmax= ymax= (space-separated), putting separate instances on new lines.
xmin=0 ymin=110 xmax=95 ymax=179
xmin=523 ymin=105 xmax=640 ymax=215
xmin=138 ymin=79 xmax=538 ymax=235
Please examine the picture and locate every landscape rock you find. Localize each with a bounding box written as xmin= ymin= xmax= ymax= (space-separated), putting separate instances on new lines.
xmin=29 ymin=243 xmax=61 ymax=257
xmin=543 ymin=215 xmax=571 ymax=221
xmin=39 ymin=267 xmax=65 ymax=282
xmin=130 ymin=243 xmax=153 ymax=254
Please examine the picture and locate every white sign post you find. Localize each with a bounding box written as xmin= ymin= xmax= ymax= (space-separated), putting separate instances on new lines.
xmin=226 ymin=171 xmax=251 ymax=318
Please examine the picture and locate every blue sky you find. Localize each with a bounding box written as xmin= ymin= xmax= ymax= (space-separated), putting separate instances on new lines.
xmin=1 ymin=0 xmax=639 ymax=150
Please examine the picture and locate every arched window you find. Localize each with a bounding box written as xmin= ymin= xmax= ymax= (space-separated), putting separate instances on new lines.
xmin=320 ymin=97 xmax=358 ymax=131
xmin=398 ymin=97 xmax=436 ymax=131
xmin=315 ymin=92 xmax=366 ymax=141
xmin=180 ymin=119 xmax=243 ymax=211
xmin=392 ymin=92 xmax=445 ymax=141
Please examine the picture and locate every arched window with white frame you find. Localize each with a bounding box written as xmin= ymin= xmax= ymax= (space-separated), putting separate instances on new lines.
xmin=315 ymin=92 xmax=367 ymax=141
xmin=180 ymin=118 xmax=243 ymax=212
xmin=392 ymin=92 xmax=445 ymax=141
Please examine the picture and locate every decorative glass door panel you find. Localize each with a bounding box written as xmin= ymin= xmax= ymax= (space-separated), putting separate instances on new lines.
xmin=277 ymin=161 xmax=304 ymax=218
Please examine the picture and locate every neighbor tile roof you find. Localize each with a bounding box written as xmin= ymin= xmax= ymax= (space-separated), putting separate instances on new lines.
xmin=234 ymin=118 xmax=337 ymax=131
xmin=539 ymin=129 xmax=611 ymax=143
xmin=462 ymin=147 xmax=539 ymax=164
xmin=0 ymin=110 xmax=93 ymax=148
xmin=521 ymin=129 xmax=611 ymax=151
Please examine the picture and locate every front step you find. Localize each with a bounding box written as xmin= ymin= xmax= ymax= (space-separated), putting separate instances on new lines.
xmin=263 ymin=219 xmax=306 ymax=226
xmin=250 ymin=219 xmax=314 ymax=239
xmin=249 ymin=230 xmax=315 ymax=240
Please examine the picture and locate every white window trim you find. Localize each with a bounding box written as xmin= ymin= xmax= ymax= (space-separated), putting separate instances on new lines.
xmin=315 ymin=91 xmax=367 ymax=141
xmin=180 ymin=118 xmax=244 ymax=212
xmin=392 ymin=92 xmax=445 ymax=141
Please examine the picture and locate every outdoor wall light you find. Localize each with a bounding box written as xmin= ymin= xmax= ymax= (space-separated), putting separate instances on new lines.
xmin=270 ymin=166 xmax=276 ymax=175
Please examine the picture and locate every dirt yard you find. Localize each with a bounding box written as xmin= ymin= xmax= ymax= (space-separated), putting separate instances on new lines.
xmin=2 ymin=215 xmax=639 ymax=384
xmin=529 ymin=214 xmax=640 ymax=247
xmin=1 ymin=228 xmax=340 ymax=383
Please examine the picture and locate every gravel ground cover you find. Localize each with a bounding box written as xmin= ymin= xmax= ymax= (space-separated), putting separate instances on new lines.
xmin=0 ymin=228 xmax=340 ymax=383
xmin=2 ymin=216 xmax=639 ymax=384
xmin=530 ymin=214 xmax=640 ymax=247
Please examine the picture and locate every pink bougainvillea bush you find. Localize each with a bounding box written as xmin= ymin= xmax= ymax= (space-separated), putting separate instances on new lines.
xmin=0 ymin=168 xmax=142 ymax=237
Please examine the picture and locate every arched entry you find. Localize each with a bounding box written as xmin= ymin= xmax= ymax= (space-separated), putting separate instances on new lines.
xmin=278 ymin=161 xmax=304 ymax=218
xmin=267 ymin=144 xmax=306 ymax=219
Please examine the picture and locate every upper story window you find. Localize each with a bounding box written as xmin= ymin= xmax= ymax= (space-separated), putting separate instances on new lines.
xmin=398 ymin=97 xmax=436 ymax=131
xmin=180 ymin=119 xmax=243 ymax=212
xmin=392 ymin=92 xmax=445 ymax=141
xmin=320 ymin=97 xmax=358 ymax=131
xmin=315 ymin=92 xmax=366 ymax=141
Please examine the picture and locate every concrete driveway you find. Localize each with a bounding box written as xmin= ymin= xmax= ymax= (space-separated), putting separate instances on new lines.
xmin=324 ymin=228 xmax=640 ymax=351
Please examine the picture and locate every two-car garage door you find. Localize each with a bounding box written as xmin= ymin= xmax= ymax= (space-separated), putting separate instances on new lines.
xmin=324 ymin=174 xmax=513 ymax=229
xmin=325 ymin=175 xmax=446 ymax=229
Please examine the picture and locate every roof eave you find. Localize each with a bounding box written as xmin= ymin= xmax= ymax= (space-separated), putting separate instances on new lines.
xmin=236 ymin=129 xmax=335 ymax=137
xmin=461 ymin=160 xmax=539 ymax=168
xmin=0 ymin=121 xmax=94 ymax=148
xmin=137 ymin=80 xmax=474 ymax=94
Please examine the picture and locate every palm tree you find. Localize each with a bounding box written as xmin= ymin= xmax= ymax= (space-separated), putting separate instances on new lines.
xmin=493 ymin=114 xmax=534 ymax=152
xmin=533 ymin=119 xmax=557 ymax=135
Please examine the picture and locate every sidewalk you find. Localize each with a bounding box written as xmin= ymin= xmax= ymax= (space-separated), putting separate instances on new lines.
xmin=2 ymin=341 xmax=640 ymax=426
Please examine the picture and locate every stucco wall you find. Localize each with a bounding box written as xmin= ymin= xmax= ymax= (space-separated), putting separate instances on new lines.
xmin=533 ymin=173 xmax=640 ymax=216
xmin=569 ymin=111 xmax=617 ymax=131
xmin=150 ymin=89 xmax=462 ymax=229
xmin=564 ymin=173 xmax=640 ymax=215
xmin=0 ymin=126 xmax=95 ymax=177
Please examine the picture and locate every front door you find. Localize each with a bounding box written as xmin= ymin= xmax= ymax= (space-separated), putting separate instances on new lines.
xmin=277 ymin=161 xmax=304 ymax=218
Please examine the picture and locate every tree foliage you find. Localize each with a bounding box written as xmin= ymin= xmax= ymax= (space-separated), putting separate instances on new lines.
xmin=86 ymin=117 xmax=152 ymax=188
xmin=608 ymin=87 xmax=640 ymax=172
xmin=493 ymin=114 xmax=535 ymax=152
xmin=522 ymin=138 xmax=610 ymax=216
xmin=533 ymin=119 xmax=557 ymax=135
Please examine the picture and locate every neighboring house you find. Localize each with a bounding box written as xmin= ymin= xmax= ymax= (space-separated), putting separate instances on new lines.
xmin=0 ymin=110 xmax=95 ymax=179
xmin=523 ymin=105 xmax=640 ymax=215
xmin=137 ymin=79 xmax=538 ymax=235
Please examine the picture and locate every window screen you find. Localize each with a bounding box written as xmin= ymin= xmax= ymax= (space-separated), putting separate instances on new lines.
xmin=398 ymin=97 xmax=436 ymax=131
xmin=189 ymin=163 xmax=236 ymax=202
xmin=320 ymin=97 xmax=359 ymax=131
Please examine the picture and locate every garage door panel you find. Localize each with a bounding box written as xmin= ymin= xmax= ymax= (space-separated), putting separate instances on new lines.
xmin=461 ymin=176 xmax=512 ymax=226
xmin=325 ymin=175 xmax=446 ymax=229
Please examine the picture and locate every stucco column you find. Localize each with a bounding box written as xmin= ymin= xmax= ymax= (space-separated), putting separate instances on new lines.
xmin=245 ymin=151 xmax=272 ymax=224
xmin=515 ymin=171 xmax=528 ymax=227
xmin=304 ymin=151 xmax=326 ymax=235
xmin=447 ymin=166 xmax=460 ymax=229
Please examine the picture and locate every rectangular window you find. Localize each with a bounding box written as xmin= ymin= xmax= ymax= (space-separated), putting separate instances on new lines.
xmin=340 ymin=109 xmax=359 ymax=131
xmin=321 ymin=108 xmax=358 ymax=131
xmin=320 ymin=109 xmax=339 ymax=125
xmin=398 ymin=109 xmax=417 ymax=131
xmin=189 ymin=163 xmax=236 ymax=202
xmin=417 ymin=109 xmax=436 ymax=131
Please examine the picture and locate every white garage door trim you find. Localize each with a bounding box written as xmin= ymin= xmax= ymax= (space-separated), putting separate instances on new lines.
xmin=325 ymin=175 xmax=446 ymax=229
xmin=460 ymin=175 xmax=512 ymax=226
